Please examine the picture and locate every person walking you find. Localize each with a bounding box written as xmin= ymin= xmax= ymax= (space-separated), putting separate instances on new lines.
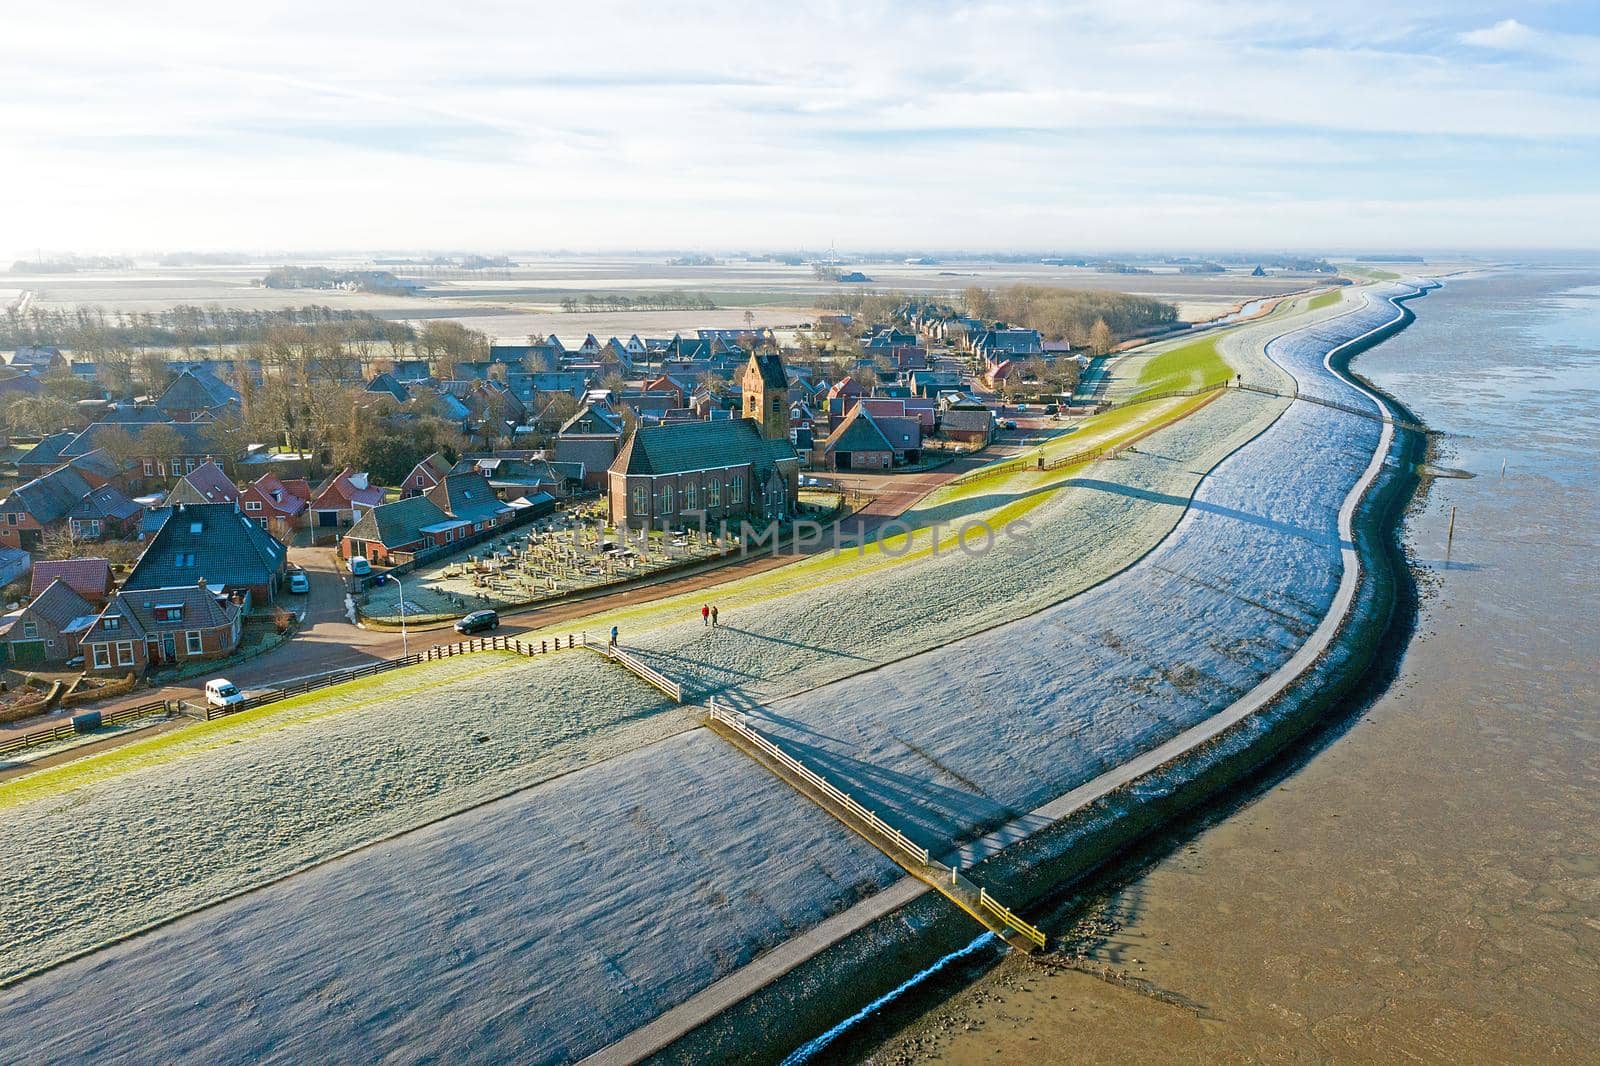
xmin=710 ymin=605 xmax=719 ymax=628
xmin=701 ymin=604 xmax=710 ymax=626
xmin=609 ymin=624 xmax=619 ymax=648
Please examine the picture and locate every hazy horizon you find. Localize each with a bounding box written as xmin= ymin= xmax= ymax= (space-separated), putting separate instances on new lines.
xmin=5 ymin=1 xmax=1600 ymax=257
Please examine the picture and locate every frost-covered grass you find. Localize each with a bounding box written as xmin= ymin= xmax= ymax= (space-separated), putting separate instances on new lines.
xmin=0 ymin=291 xmax=1417 ymax=1063
xmin=0 ymin=650 xmax=684 ymax=982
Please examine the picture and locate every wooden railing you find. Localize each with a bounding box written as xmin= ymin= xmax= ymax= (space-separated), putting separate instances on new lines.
xmin=602 ymin=642 xmax=684 ymax=702
xmin=978 ymin=887 xmax=1047 ymax=949
xmin=706 ymin=697 xmax=1049 ymax=951
xmin=0 ymin=698 xmax=172 ymax=758
xmin=708 ymin=699 xmax=929 ymax=864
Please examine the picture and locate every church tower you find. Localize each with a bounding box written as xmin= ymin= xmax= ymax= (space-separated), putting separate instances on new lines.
xmin=742 ymin=350 xmax=791 ymax=441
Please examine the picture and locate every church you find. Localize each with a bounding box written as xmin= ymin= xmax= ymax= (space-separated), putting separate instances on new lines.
xmin=606 ymin=351 xmax=801 ymax=531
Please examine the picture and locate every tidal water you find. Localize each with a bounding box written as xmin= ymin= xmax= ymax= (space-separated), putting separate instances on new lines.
xmin=867 ymin=269 xmax=1600 ymax=1063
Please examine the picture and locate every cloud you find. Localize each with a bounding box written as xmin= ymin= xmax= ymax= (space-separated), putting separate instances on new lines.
xmin=0 ymin=1 xmax=1598 ymax=254
xmin=1460 ymin=18 xmax=1537 ymax=49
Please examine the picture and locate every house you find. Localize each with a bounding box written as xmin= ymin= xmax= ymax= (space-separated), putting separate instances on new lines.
xmin=79 ymin=582 xmax=244 ymax=676
xmin=14 ymin=431 xmax=78 ymax=480
xmin=401 ymin=452 xmax=454 ymax=498
xmin=365 ymin=372 xmax=411 ymax=404
xmin=424 ymin=472 xmax=513 ymax=534
xmin=607 ymin=418 xmax=800 ymax=531
xmin=0 ymin=466 xmax=139 ymax=549
xmin=450 ymin=455 xmax=575 ymax=499
xmin=30 ymin=557 xmax=113 ymax=604
xmin=66 ymin=448 xmax=138 ymax=492
xmin=822 ymin=405 xmax=896 ymax=470
xmin=339 ymin=496 xmax=466 ymax=566
xmin=124 ymin=502 xmax=287 ymax=602
xmin=555 ymin=404 xmax=626 ymax=489
xmin=936 ymin=408 xmax=997 ymax=446
xmin=969 ymin=327 xmax=1043 ymax=359
xmin=155 ymin=369 xmax=241 ymax=422
xmin=309 ymin=468 xmax=384 ymax=530
xmin=2 ymin=579 xmax=98 ymax=666
xmin=59 ymin=421 xmax=219 ymax=482
xmin=165 ymin=460 xmax=239 ymax=506
xmin=6 ymin=346 xmax=65 ymax=375
xmin=65 ymin=483 xmax=142 ymax=541
xmin=239 ymin=473 xmax=310 ymax=540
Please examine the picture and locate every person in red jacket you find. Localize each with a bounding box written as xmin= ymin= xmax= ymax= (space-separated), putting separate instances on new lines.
xmin=701 ymin=604 xmax=710 ymax=626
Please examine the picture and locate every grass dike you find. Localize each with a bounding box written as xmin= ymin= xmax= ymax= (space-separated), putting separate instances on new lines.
xmin=645 ymin=285 xmax=1434 ymax=1065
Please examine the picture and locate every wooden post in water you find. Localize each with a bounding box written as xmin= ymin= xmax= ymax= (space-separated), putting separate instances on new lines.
xmin=1447 ymin=506 xmax=1457 ymax=552
xmin=1501 ymin=458 xmax=1507 ymax=479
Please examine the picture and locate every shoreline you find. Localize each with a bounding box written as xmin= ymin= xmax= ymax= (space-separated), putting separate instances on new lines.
xmin=626 ymin=284 xmax=1434 ymax=1065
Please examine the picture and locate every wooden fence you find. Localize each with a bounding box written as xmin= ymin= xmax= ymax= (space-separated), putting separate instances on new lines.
xmin=706 ymin=697 xmax=1048 ymax=951
xmin=708 ymin=699 xmax=930 ymax=864
xmin=600 ymin=642 xmax=684 ymax=701
xmin=194 ymin=634 xmax=590 ymax=721
xmin=0 ymin=698 xmax=172 ymax=759
xmin=1236 ymin=381 xmax=1430 ymax=433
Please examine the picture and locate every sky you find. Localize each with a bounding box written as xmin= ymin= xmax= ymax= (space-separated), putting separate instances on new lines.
xmin=3 ymin=0 xmax=1599 ymax=257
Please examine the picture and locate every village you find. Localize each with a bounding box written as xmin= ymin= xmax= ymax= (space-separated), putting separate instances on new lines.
xmin=0 ymin=298 xmax=1111 ymax=733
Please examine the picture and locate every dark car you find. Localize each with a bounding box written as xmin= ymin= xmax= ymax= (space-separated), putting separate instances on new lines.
xmin=454 ymin=609 xmax=500 ymax=634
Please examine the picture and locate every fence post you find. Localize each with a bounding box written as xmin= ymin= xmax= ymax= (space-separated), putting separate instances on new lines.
xmin=541 ymin=639 xmax=547 ymax=653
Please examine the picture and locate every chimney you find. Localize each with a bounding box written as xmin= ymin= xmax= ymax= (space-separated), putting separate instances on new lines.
xmin=197 ymin=576 xmax=207 ymax=590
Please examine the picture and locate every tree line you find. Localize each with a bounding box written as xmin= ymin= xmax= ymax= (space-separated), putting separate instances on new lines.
xmin=556 ymin=292 xmax=716 ymax=313
xmin=1 ymin=304 xmax=410 ymax=352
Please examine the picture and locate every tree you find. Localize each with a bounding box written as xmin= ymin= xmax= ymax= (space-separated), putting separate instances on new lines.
xmin=140 ymin=424 xmax=184 ymax=478
xmin=135 ymin=349 xmax=174 ymax=398
xmin=202 ymin=414 xmax=250 ymax=472
xmin=4 ymin=396 xmax=74 ymax=435
xmin=1089 ymin=318 xmax=1114 ymax=356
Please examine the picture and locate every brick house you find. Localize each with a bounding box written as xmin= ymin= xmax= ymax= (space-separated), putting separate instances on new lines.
xmin=309 ymin=468 xmax=384 ymax=531
xmin=555 ymin=404 xmax=625 ymax=489
xmin=424 ymin=472 xmax=513 ymax=535
xmin=79 ymin=582 xmax=243 ymax=676
xmin=0 ymin=466 xmax=141 ymax=549
xmin=1 ymin=579 xmax=98 ymax=666
xmin=239 ymin=473 xmax=310 ymax=540
xmin=821 ymin=404 xmax=897 ymax=470
xmin=155 ymin=369 xmax=241 ymax=422
xmin=29 ymin=557 xmax=113 ymax=604
xmin=165 ymin=460 xmax=240 ymax=506
xmin=400 ymin=452 xmax=453 ymax=498
xmin=936 ymin=408 xmax=997 ymax=446
xmin=338 ymin=495 xmax=468 ymax=566
xmin=124 ymin=502 xmax=287 ymax=603
xmin=58 ymin=421 xmax=220 ymax=485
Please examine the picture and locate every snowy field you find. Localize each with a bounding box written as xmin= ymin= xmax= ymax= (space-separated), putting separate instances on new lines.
xmin=0 ymin=288 xmax=1417 ymax=1063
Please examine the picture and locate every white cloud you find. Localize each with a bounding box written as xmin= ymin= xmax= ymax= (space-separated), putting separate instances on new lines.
xmin=0 ymin=1 xmax=1598 ymax=254
xmin=1460 ymin=18 xmax=1537 ymax=49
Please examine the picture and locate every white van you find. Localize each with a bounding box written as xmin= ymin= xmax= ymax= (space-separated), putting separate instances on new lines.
xmin=348 ymin=556 xmax=372 ymax=576
xmin=205 ymin=679 xmax=245 ymax=709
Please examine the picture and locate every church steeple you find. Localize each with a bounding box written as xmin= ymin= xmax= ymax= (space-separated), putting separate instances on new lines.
xmin=741 ymin=351 xmax=791 ymax=441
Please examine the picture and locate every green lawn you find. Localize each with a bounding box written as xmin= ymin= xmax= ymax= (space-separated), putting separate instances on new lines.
xmin=1132 ymin=335 xmax=1231 ymax=398
xmin=1308 ymin=289 xmax=1343 ymax=311
xmin=1340 ymin=265 xmax=1400 ymax=281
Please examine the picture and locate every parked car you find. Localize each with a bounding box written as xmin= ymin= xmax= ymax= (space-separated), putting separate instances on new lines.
xmin=1043 ymin=404 xmax=1059 ymax=415
xmin=1000 ymin=418 xmax=1019 ymax=430
xmin=454 ymin=609 xmax=499 ymax=634
xmin=205 ymin=678 xmax=244 ymax=709
xmin=348 ymin=556 xmax=372 ymax=576
xmin=287 ymin=569 xmax=311 ymax=594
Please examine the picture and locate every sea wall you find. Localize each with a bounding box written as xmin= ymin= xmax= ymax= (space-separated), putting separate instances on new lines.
xmin=650 ymin=285 xmax=1432 ymax=1064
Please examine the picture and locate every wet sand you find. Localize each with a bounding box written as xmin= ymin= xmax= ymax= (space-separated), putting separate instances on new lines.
xmin=866 ymin=269 xmax=1600 ymax=1064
